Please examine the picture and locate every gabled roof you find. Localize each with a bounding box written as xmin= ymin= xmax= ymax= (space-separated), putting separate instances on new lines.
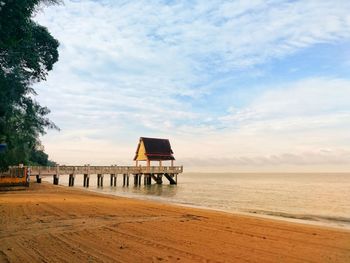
xmin=134 ymin=137 xmax=175 ymax=161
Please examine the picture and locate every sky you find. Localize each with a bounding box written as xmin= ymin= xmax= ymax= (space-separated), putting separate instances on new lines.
xmin=34 ymin=0 xmax=350 ymax=172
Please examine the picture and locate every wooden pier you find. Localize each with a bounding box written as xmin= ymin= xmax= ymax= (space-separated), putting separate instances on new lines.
xmin=28 ymin=165 xmax=183 ymax=187
xmin=4 ymin=137 xmax=183 ymax=188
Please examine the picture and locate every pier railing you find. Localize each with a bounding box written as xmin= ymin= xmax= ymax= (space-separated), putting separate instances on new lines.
xmin=28 ymin=165 xmax=183 ymax=176
xmin=5 ymin=165 xmax=182 ymax=186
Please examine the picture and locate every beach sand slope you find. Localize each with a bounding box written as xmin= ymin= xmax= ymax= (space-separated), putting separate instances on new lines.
xmin=0 ymin=182 xmax=349 ymax=262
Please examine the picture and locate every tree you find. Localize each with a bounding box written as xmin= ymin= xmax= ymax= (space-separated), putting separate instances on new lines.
xmin=30 ymin=147 xmax=57 ymax=166
xmin=0 ymin=0 xmax=60 ymax=170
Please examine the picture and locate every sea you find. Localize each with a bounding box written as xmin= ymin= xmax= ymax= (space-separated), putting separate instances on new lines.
xmin=45 ymin=173 xmax=350 ymax=229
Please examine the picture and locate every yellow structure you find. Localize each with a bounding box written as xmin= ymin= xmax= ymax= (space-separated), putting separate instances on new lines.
xmin=134 ymin=137 xmax=175 ymax=167
xmin=135 ymin=140 xmax=147 ymax=161
xmin=0 ymin=167 xmax=29 ymax=187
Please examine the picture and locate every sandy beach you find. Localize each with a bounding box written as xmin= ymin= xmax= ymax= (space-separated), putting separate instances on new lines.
xmin=0 ymin=181 xmax=349 ymax=263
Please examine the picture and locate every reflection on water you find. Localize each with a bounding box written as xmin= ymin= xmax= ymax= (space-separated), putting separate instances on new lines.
xmin=47 ymin=174 xmax=179 ymax=201
xmin=44 ymin=173 xmax=350 ymax=229
xmin=142 ymin=184 xmax=178 ymax=197
xmin=108 ymin=183 xmax=178 ymax=198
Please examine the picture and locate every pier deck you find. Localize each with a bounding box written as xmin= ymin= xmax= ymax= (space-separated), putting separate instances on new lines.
xmin=24 ymin=165 xmax=183 ymax=187
xmin=30 ymin=165 xmax=182 ymax=176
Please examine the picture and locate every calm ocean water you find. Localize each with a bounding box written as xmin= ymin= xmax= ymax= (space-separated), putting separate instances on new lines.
xmin=45 ymin=173 xmax=350 ymax=229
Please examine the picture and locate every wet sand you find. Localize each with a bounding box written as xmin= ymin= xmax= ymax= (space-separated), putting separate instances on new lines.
xmin=0 ymin=181 xmax=349 ymax=263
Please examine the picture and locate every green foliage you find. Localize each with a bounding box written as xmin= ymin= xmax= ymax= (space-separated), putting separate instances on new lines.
xmin=0 ymin=0 xmax=60 ymax=170
xmin=30 ymin=148 xmax=56 ymax=166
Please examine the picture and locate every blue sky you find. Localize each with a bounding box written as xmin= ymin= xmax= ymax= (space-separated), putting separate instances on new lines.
xmin=34 ymin=0 xmax=350 ymax=171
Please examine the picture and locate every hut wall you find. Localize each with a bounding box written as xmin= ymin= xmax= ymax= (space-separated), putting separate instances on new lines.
xmin=135 ymin=141 xmax=147 ymax=161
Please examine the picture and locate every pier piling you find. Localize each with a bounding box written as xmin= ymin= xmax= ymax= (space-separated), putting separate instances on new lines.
xmin=134 ymin=174 xmax=140 ymax=186
xmin=37 ymin=167 xmax=42 ymax=183
xmin=156 ymin=174 xmax=163 ymax=184
xmin=110 ymin=174 xmax=117 ymax=187
xmin=53 ymin=174 xmax=59 ymax=185
xmin=97 ymin=174 xmax=104 ymax=187
xmin=83 ymin=174 xmax=90 ymax=187
xmin=36 ymin=175 xmax=42 ymax=183
xmin=144 ymin=174 xmax=152 ymax=185
xmin=69 ymin=174 xmax=75 ymax=187
xmin=138 ymin=174 xmax=142 ymax=185
xmin=22 ymin=165 xmax=182 ymax=187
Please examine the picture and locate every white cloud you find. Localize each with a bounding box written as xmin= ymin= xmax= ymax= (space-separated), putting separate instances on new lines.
xmin=220 ymin=78 xmax=350 ymax=124
xmin=32 ymin=1 xmax=350 ymax=171
xmin=174 ymin=78 xmax=350 ymax=171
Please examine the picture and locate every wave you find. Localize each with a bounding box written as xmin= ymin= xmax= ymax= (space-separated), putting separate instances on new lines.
xmin=245 ymin=209 xmax=350 ymax=224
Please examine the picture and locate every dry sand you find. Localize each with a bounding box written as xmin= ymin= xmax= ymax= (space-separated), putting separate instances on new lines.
xmin=0 ymin=181 xmax=349 ymax=263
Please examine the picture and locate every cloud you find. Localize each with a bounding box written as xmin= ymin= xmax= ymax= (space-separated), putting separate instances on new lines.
xmin=35 ymin=0 xmax=350 ymax=86
xmin=183 ymin=149 xmax=350 ymax=169
xmin=32 ymin=1 xmax=350 ymax=171
xmin=219 ymin=78 xmax=350 ymax=129
xmin=174 ymin=77 xmax=350 ymax=171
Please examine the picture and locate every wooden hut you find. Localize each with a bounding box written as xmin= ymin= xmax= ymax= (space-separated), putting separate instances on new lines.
xmin=134 ymin=137 xmax=175 ymax=167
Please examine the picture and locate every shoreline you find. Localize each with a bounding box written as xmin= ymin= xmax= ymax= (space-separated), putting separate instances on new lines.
xmin=88 ymin=187 xmax=350 ymax=231
xmin=43 ymin=175 xmax=350 ymax=231
xmin=1 ymin=181 xmax=350 ymax=262
xmin=51 ymin=183 xmax=350 ymax=233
